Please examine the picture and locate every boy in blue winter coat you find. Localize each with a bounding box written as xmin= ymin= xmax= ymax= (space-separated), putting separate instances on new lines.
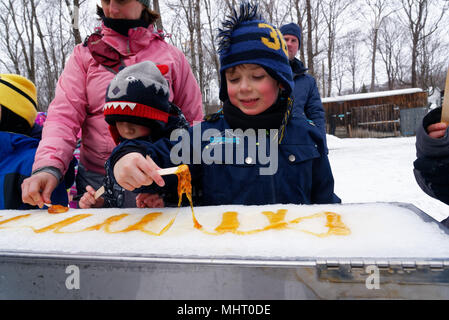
xmin=414 ymin=106 xmax=449 ymax=226
xmin=107 ymin=3 xmax=340 ymax=206
xmin=0 ymin=74 xmax=70 ymax=209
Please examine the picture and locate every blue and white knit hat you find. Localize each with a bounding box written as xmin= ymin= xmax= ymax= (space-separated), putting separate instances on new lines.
xmin=217 ymin=2 xmax=294 ymax=102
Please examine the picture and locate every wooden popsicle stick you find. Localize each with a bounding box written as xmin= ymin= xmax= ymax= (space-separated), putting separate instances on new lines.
xmin=441 ymin=66 xmax=449 ymax=124
xmin=157 ymin=167 xmax=179 ymax=176
xmin=94 ymin=186 xmax=105 ymax=200
xmin=93 ymin=166 xmax=181 ymax=199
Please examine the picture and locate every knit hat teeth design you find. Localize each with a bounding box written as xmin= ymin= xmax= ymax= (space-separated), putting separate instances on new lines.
xmin=217 ymin=2 xmax=294 ymax=102
xmin=0 ymin=74 xmax=37 ymax=128
xmin=104 ymin=61 xmax=171 ymax=143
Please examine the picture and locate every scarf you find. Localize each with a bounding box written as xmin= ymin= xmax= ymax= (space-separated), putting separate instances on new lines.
xmin=223 ymin=96 xmax=287 ymax=131
xmin=102 ymin=16 xmax=149 ymax=37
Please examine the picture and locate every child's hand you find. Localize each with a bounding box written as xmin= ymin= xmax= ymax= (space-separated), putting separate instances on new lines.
xmin=21 ymin=172 xmax=58 ymax=208
xmin=427 ymin=122 xmax=448 ymax=139
xmin=136 ymin=193 xmax=165 ymax=208
xmin=78 ymin=185 xmax=104 ymax=209
xmin=113 ymin=153 xmax=165 ymax=191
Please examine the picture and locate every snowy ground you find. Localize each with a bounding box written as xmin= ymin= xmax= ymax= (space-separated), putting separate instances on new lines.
xmin=327 ymin=135 xmax=448 ymax=223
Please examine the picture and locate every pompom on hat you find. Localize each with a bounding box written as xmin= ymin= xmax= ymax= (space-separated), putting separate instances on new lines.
xmin=0 ymin=74 xmax=37 ymax=128
xmin=217 ymin=2 xmax=294 ymax=102
xmin=103 ymin=60 xmax=171 ymax=144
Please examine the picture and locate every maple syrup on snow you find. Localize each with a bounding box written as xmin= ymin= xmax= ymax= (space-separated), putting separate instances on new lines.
xmin=0 ymin=164 xmax=351 ymax=238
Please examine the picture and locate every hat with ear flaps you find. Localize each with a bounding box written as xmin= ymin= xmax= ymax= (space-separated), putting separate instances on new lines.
xmin=103 ymin=60 xmax=171 ymax=144
xmin=217 ymin=2 xmax=294 ymax=102
xmin=0 ymin=74 xmax=38 ymax=130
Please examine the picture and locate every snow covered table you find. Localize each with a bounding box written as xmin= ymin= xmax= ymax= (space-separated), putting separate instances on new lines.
xmin=0 ymin=202 xmax=448 ymax=299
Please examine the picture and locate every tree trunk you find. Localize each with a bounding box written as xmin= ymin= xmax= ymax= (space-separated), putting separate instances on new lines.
xmin=322 ymin=61 xmax=326 ymax=97
xmin=293 ymin=0 xmax=305 ymax=63
xmin=195 ymin=0 xmax=205 ymax=105
xmin=64 ymin=0 xmax=82 ymax=45
xmin=370 ymin=27 xmax=378 ymax=91
xmin=327 ymin=36 xmax=333 ymax=97
xmin=305 ymin=0 xmax=314 ymax=75
xmin=204 ymin=0 xmax=220 ymax=90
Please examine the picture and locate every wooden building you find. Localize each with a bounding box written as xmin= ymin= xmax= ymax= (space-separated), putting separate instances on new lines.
xmin=322 ymin=89 xmax=428 ymax=138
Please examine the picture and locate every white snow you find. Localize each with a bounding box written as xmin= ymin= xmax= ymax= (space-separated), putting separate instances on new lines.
xmin=0 ymin=202 xmax=448 ymax=259
xmin=327 ymin=134 xmax=448 ymax=222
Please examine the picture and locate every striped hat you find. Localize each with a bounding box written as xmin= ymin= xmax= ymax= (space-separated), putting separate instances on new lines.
xmin=217 ymin=2 xmax=293 ymax=102
xmin=0 ymin=74 xmax=37 ymax=128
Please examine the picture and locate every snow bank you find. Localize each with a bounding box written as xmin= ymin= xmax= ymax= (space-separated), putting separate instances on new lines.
xmin=0 ymin=203 xmax=448 ymax=259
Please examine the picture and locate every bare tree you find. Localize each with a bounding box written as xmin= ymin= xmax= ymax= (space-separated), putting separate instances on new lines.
xmin=2 ymin=0 xmax=37 ymax=83
xmin=177 ymin=0 xmax=198 ymax=82
xmin=320 ymin=0 xmax=351 ymax=97
xmin=400 ymin=0 xmax=447 ymax=88
xmin=360 ymin=0 xmax=395 ymax=92
xmin=64 ymin=0 xmax=83 ymax=45
xmin=3 ymin=0 xmax=449 ymax=103
xmin=194 ymin=0 xmax=205 ymax=105
xmin=343 ymin=30 xmax=363 ymax=94
xmin=290 ymin=0 xmax=306 ymax=64
xmin=0 ymin=0 xmax=91 ymax=110
xmin=0 ymin=1 xmax=22 ymax=74
xmin=203 ymin=0 xmax=221 ymax=91
xmin=417 ymin=30 xmax=448 ymax=90
xmin=290 ymin=0 xmax=326 ymax=77
xmin=305 ymin=0 xmax=314 ymax=74
xmin=378 ymin=16 xmax=406 ymax=90
xmin=223 ymin=0 xmax=238 ymax=13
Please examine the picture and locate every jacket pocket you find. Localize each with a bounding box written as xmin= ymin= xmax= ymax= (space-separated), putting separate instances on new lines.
xmin=280 ymin=144 xmax=320 ymax=164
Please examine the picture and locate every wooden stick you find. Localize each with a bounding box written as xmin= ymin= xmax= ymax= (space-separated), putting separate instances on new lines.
xmin=441 ymin=66 xmax=449 ymax=124
xmin=157 ymin=167 xmax=179 ymax=176
xmin=94 ymin=186 xmax=105 ymax=200
xmin=93 ymin=166 xmax=181 ymax=199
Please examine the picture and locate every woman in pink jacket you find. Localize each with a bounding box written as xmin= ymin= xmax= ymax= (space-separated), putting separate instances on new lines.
xmin=21 ymin=0 xmax=203 ymax=208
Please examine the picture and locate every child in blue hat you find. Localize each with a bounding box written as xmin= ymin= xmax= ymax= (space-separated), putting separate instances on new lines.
xmin=107 ymin=2 xmax=340 ymax=206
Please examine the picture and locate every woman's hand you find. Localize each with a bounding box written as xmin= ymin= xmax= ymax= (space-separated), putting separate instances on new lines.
xmin=427 ymin=122 xmax=448 ymax=139
xmin=113 ymin=153 xmax=165 ymax=191
xmin=78 ymin=185 xmax=105 ymax=209
xmin=21 ymin=172 xmax=58 ymax=208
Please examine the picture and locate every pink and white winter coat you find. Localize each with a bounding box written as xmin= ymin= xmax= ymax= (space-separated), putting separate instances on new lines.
xmin=33 ymin=24 xmax=203 ymax=176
